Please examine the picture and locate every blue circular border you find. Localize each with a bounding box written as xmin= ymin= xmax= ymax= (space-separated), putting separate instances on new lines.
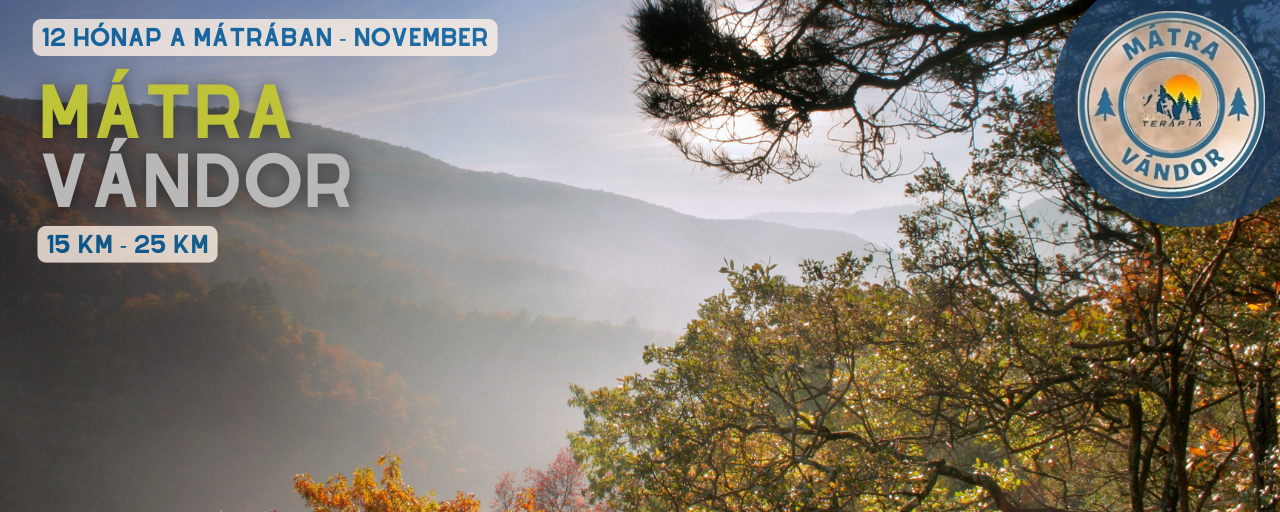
xmin=1082 ymin=51 xmax=1233 ymax=197
xmin=1116 ymin=53 xmax=1224 ymax=160
xmin=1075 ymin=12 xmax=1261 ymax=199
xmin=1056 ymin=3 xmax=1274 ymax=225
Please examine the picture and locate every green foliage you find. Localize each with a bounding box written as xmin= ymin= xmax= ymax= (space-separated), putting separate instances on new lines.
xmin=898 ymin=89 xmax=1280 ymax=511
xmin=571 ymin=90 xmax=1280 ymax=512
xmin=571 ymin=255 xmax=1102 ymax=511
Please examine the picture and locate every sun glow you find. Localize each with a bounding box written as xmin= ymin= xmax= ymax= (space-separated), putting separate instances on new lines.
xmin=1164 ymin=74 xmax=1201 ymax=103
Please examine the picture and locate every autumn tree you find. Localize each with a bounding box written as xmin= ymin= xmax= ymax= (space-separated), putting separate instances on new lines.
xmin=294 ymin=453 xmax=481 ymax=512
xmin=571 ymin=256 xmax=1119 ymax=511
xmin=570 ymin=91 xmax=1280 ymax=512
xmin=571 ymin=206 xmax=1280 ymax=511
xmin=492 ymin=448 xmax=611 ymax=512
xmin=900 ymin=89 xmax=1280 ymax=512
xmin=582 ymin=2 xmax=1280 ymax=511
xmin=493 ymin=472 xmax=539 ymax=512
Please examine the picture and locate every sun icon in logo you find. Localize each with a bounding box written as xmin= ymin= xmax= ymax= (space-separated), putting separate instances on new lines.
xmin=1148 ymin=73 xmax=1203 ymax=121
xmin=1164 ymin=74 xmax=1201 ymax=103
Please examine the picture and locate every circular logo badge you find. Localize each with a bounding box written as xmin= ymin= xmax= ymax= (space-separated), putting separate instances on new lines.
xmin=1078 ymin=11 xmax=1264 ymax=199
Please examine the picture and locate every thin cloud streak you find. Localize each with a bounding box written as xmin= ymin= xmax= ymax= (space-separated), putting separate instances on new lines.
xmin=417 ymin=74 xmax=563 ymax=103
xmin=321 ymin=74 xmax=565 ymax=125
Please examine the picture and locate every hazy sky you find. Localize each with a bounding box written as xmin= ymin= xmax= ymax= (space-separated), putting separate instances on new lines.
xmin=0 ymin=0 xmax=979 ymax=219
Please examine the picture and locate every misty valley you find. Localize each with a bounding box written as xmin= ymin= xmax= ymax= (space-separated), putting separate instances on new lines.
xmin=0 ymin=97 xmax=881 ymax=512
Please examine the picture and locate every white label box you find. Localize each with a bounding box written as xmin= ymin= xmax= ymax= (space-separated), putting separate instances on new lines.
xmin=33 ymin=19 xmax=498 ymax=56
xmin=37 ymin=226 xmax=218 ymax=263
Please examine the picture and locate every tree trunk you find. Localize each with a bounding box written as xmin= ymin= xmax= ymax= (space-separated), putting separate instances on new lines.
xmin=1255 ymin=368 xmax=1277 ymax=512
xmin=1130 ymin=392 xmax=1144 ymax=512
xmin=1160 ymin=350 xmax=1195 ymax=512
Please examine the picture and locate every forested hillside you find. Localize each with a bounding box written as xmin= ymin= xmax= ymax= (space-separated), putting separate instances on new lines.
xmin=0 ymin=97 xmax=865 ymax=511
xmin=0 ymin=96 xmax=872 ymax=331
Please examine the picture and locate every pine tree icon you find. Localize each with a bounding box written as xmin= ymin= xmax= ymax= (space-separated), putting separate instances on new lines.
xmin=1229 ymin=88 xmax=1250 ymax=120
xmin=1095 ymin=88 xmax=1115 ymax=120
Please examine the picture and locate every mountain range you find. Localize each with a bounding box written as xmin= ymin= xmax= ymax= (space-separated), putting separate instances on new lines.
xmin=0 ymin=96 xmax=875 ymax=512
xmin=745 ymin=204 xmax=921 ymax=247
